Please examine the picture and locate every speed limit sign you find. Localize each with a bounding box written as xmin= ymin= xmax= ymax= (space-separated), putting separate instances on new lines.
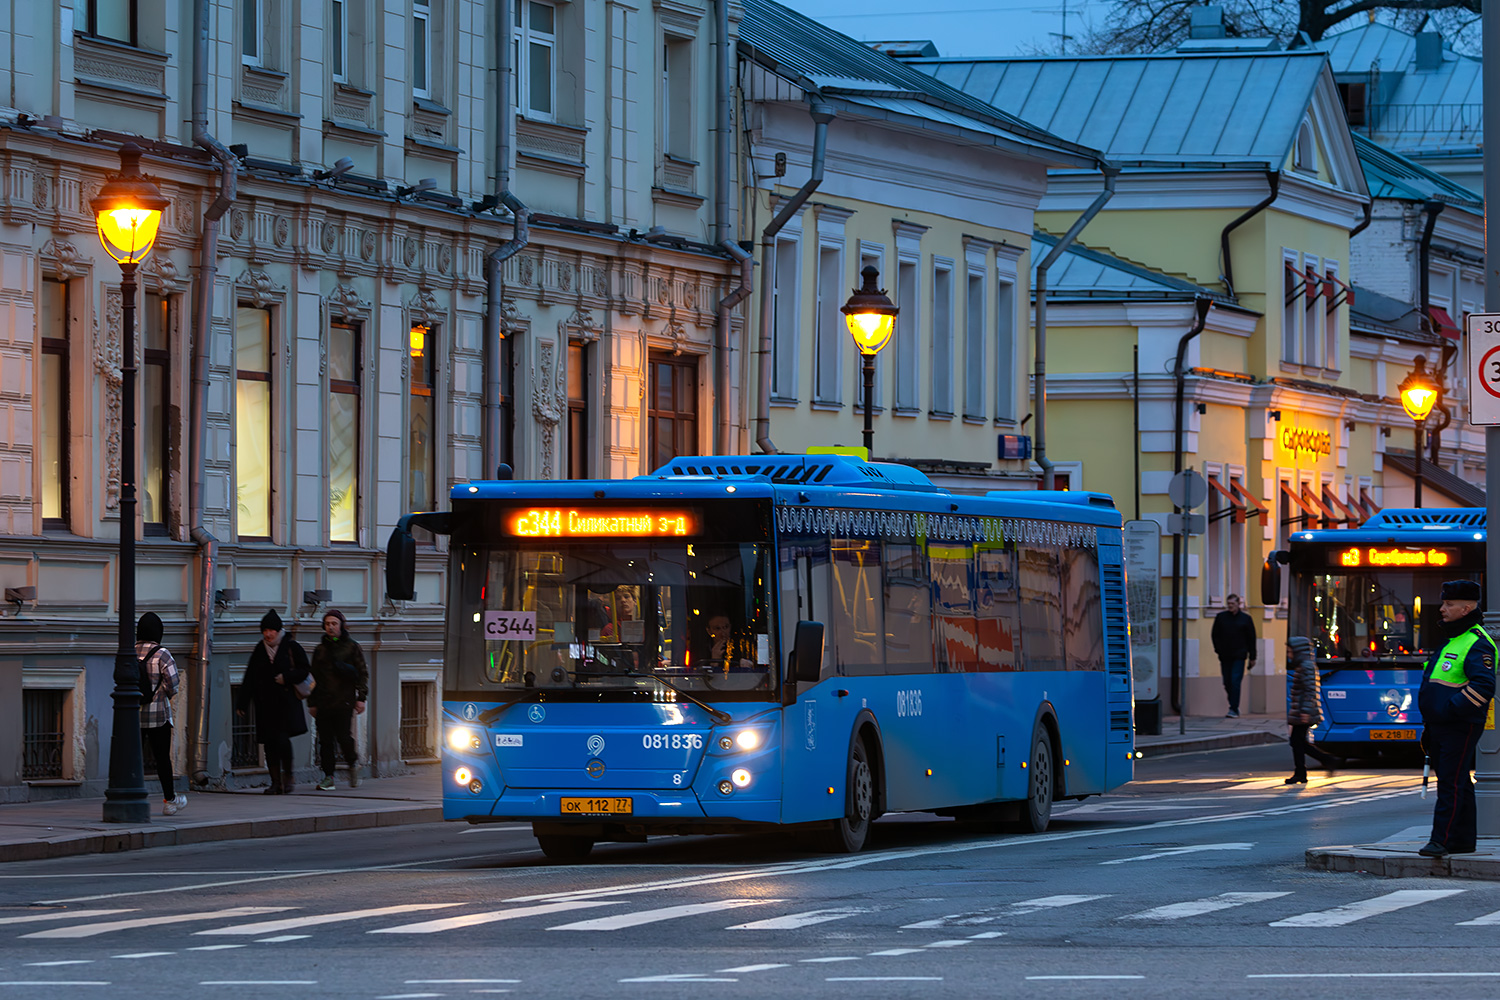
xmin=1468 ymin=313 xmax=1500 ymax=424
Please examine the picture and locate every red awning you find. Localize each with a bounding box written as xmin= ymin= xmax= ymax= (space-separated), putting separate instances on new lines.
xmin=1208 ymin=476 xmax=1246 ymax=524
xmin=1229 ymin=481 xmax=1270 ymax=527
xmin=1427 ymin=306 xmax=1461 ymax=340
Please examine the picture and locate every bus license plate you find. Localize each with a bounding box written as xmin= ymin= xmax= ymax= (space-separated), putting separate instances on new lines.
xmin=1370 ymin=729 xmax=1417 ymax=740
xmin=560 ymin=797 xmax=633 ymax=816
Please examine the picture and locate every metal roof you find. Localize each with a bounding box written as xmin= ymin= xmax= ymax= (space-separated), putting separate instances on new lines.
xmin=907 ymin=51 xmax=1330 ymax=166
xmin=1353 ymin=133 xmax=1481 ymax=208
xmin=1314 ymin=24 xmax=1481 ymax=153
xmin=1030 ymin=232 xmax=1226 ymax=302
xmin=737 ymin=0 xmax=1102 ymax=167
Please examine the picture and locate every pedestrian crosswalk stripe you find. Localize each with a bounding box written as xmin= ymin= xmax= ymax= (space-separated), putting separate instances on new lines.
xmin=1001 ymin=894 xmax=1114 ymax=916
xmin=0 ymin=909 xmax=138 ymax=926
xmin=1122 ymin=892 xmax=1290 ymax=921
xmin=1270 ymin=890 xmax=1464 ymax=927
xmin=549 ymin=899 xmax=780 ymax=931
xmin=196 ymin=904 xmax=459 ymax=936
xmin=370 ymin=901 xmax=613 ymax=935
xmin=22 ymin=908 xmax=293 ymax=940
xmin=728 ymin=908 xmax=870 ymax=930
xmin=1455 ymin=909 xmax=1500 ymax=926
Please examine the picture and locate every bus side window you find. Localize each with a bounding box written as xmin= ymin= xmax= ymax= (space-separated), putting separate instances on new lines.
xmin=1062 ymin=544 xmax=1104 ymax=671
xmin=1018 ymin=540 xmax=1064 ymax=671
xmin=884 ymin=541 xmax=932 ymax=675
xmin=779 ymin=539 xmax=831 ymax=677
xmin=831 ymin=537 xmax=884 ymax=676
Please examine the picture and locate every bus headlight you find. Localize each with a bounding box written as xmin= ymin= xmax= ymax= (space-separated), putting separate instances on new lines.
xmin=454 ymin=767 xmax=472 ymax=785
xmin=734 ymin=730 xmax=761 ymax=751
xmin=448 ymin=727 xmax=481 ymax=752
xmin=731 ymin=768 xmax=752 ymax=788
xmin=468 ymin=778 xmax=484 ymax=794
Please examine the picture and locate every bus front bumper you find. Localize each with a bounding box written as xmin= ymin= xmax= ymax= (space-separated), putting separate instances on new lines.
xmin=444 ymin=788 xmax=782 ymax=825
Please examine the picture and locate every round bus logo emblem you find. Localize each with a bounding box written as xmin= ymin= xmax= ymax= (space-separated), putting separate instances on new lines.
xmin=528 ymin=705 xmax=546 ymax=723
xmin=586 ymin=758 xmax=605 ymax=778
xmin=587 ymin=734 xmax=606 ymax=756
xmin=1388 ymin=703 xmax=1401 ymax=718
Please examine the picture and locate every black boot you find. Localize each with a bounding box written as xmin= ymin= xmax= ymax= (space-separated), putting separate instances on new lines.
xmin=281 ymin=762 xmax=295 ymax=794
xmin=1284 ymin=772 xmax=1307 ymax=785
xmin=264 ymin=761 xmax=283 ymax=795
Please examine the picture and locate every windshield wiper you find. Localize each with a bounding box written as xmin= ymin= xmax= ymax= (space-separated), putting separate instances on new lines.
xmin=624 ymin=670 xmax=731 ymax=725
xmin=479 ymin=688 xmax=543 ymax=724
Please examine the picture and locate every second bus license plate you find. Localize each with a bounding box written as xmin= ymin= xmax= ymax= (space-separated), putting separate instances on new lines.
xmin=1370 ymin=729 xmax=1417 ymax=740
xmin=560 ymin=796 xmax=633 ymax=816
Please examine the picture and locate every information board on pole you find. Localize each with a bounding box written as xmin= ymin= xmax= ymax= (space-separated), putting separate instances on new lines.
xmin=1123 ymin=520 xmax=1161 ymax=703
xmin=1467 ymin=313 xmax=1500 ymax=425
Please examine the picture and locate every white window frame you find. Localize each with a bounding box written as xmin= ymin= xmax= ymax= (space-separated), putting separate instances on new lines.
xmin=893 ymin=225 xmax=924 ymax=414
xmin=517 ymin=0 xmax=557 ymax=122
xmin=931 ymin=258 xmax=954 ymax=416
xmin=412 ymin=0 xmax=432 ymax=99
xmin=242 ymin=0 xmax=264 ymax=67
xmin=813 ymin=240 xmax=845 ymax=405
xmin=771 ymin=231 xmax=802 ymax=403
xmin=330 ymin=0 xmax=348 ymax=83
xmin=963 ymin=247 xmax=987 ymax=422
xmin=1281 ymin=249 xmax=1300 ymax=365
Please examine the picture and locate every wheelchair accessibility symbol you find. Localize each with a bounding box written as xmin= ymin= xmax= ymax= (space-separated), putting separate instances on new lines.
xmin=528 ymin=704 xmax=546 ymax=723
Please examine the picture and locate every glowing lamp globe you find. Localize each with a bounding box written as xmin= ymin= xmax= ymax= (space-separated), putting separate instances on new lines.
xmin=91 ymin=144 xmax=169 ymax=266
xmin=841 ymin=265 xmax=899 ymax=356
xmin=1398 ymin=356 xmax=1439 ymax=422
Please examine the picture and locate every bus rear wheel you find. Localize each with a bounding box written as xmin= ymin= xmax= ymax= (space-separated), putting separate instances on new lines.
xmin=536 ymin=833 xmax=594 ymax=862
xmin=1014 ymin=730 xmax=1054 ymax=833
xmin=824 ymin=736 xmax=874 ymax=853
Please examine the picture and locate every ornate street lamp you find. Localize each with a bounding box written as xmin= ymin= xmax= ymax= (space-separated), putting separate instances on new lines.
xmin=841 ymin=265 xmax=899 ymax=457
xmin=1398 ymin=354 xmax=1440 ymax=509
xmin=93 ymin=143 xmax=168 ymax=824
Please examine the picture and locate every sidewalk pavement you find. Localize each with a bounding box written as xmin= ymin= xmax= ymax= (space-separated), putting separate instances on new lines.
xmin=0 ymin=769 xmax=441 ymax=863
xmin=1134 ymin=712 xmax=1288 ymax=757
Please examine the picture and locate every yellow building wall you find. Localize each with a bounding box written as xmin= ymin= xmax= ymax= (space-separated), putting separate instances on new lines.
xmin=1046 ymin=326 xmax=1137 ymax=374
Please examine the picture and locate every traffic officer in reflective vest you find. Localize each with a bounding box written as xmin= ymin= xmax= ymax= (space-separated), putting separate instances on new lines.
xmin=1417 ymin=579 xmax=1497 ymax=858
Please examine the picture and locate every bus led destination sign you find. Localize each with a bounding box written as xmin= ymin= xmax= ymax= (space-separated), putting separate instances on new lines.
xmin=509 ymin=508 xmax=696 ymax=537
xmin=1332 ymin=546 xmax=1457 ymax=568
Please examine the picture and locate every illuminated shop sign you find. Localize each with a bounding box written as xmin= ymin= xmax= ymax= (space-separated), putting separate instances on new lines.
xmin=1280 ymin=425 xmax=1333 ymax=460
xmin=508 ymin=509 xmax=696 ymax=537
xmin=1330 ymin=547 xmax=1457 ymax=568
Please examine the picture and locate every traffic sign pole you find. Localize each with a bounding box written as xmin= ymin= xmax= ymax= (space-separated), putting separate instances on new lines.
xmin=1479 ymin=0 xmax=1500 ymax=838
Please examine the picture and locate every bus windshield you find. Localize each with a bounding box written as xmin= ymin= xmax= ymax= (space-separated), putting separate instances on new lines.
xmin=1289 ymin=569 xmax=1463 ymax=664
xmin=446 ymin=540 xmax=776 ymax=700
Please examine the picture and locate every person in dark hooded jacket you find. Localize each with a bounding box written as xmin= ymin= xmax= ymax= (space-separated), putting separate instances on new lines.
xmin=309 ymin=608 xmax=369 ymax=790
xmin=235 ymin=609 xmax=311 ymax=794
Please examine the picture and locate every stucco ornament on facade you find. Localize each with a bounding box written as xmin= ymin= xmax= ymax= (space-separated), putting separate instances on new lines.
xmin=96 ymin=288 xmax=124 ymax=511
xmin=39 ymin=239 xmax=87 ymax=280
xmin=235 ymin=266 xmax=283 ymax=309
xmin=407 ymin=288 xmax=441 ymax=329
xmin=142 ymin=253 xmax=183 ymax=295
xmin=559 ymin=308 xmax=601 ymax=344
xmin=325 ymin=280 xmax=370 ymax=318
xmin=532 ymin=339 xmax=566 ymax=480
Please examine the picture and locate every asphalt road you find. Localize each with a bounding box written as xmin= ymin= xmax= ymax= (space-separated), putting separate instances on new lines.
xmin=0 ymin=744 xmax=1490 ymax=999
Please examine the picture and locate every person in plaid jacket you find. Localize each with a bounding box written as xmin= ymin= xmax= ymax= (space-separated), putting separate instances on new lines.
xmin=136 ymin=612 xmax=186 ymax=816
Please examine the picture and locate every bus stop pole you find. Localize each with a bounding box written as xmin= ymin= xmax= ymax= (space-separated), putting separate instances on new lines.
xmin=1476 ymin=0 xmax=1500 ymax=836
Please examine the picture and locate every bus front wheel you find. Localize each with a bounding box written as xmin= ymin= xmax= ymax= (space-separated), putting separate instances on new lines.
xmin=536 ymin=833 xmax=594 ymax=862
xmin=824 ymin=736 xmax=875 ymax=853
xmin=1015 ymin=730 xmax=1054 ymax=833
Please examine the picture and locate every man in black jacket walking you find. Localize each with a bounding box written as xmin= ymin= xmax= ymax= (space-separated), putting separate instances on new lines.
xmin=1211 ymin=594 xmax=1257 ymax=718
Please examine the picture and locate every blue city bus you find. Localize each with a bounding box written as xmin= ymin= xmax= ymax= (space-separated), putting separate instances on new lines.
xmin=386 ymin=454 xmax=1135 ymax=860
xmin=1273 ymin=507 xmax=1485 ymax=755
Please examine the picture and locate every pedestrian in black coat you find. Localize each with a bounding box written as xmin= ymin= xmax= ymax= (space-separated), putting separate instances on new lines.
xmin=309 ymin=608 xmax=369 ymax=790
xmin=1211 ymin=594 xmax=1257 ymax=717
xmin=235 ymin=609 xmax=310 ymax=794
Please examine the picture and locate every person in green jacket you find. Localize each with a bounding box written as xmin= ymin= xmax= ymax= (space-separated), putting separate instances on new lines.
xmin=308 ymin=608 xmax=369 ymax=790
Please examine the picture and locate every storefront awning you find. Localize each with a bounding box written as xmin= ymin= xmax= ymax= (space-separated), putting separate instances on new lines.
xmin=1207 ymin=475 xmax=1246 ymax=524
xmin=1320 ymin=486 xmax=1364 ymax=526
xmin=1280 ymin=480 xmax=1323 ymax=526
xmin=1426 ymin=305 xmax=1461 ymax=340
xmin=1300 ymin=483 xmax=1342 ymax=526
xmin=1358 ymin=486 xmax=1383 ymax=519
xmin=1229 ymin=480 xmax=1270 ymax=527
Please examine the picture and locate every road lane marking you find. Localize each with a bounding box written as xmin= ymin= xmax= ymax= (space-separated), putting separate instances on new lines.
xmin=1458 ymin=910 xmax=1500 ymax=926
xmin=0 ymin=909 xmax=138 ymax=926
xmin=801 ymin=957 xmax=861 ymax=963
xmin=1121 ymin=892 xmax=1290 ymax=921
xmin=1028 ymin=975 xmax=1144 ymax=980
xmin=618 ymin=973 xmax=739 ymax=983
xmin=199 ymin=982 xmax=319 ymax=986
xmin=1101 ymin=843 xmax=1254 ymax=865
xmin=868 ymin=948 xmax=925 ymax=956
xmin=376 ymin=995 xmax=442 ymax=999
xmin=716 ymin=965 xmax=788 ymax=973
xmin=196 ymin=903 xmax=459 ymax=936
xmin=255 ymin=935 xmax=309 ymax=942
xmin=22 ymin=907 xmax=293 ymax=939
xmin=24 ymin=961 xmax=93 ymax=966
xmin=370 ymin=901 xmax=612 ymax=934
xmin=728 ymin=907 xmax=870 ymax=930
xmin=1250 ymin=973 xmax=1500 ymax=978
xmin=1270 ymin=890 xmax=1464 ymax=927
xmin=111 ymin=953 xmax=174 ymax=959
xmin=550 ymin=899 xmax=779 ymax=931
xmin=404 ymin=981 xmax=523 ymax=985
xmin=828 ymin=977 xmax=943 ymax=982
xmin=187 ymin=945 xmax=244 ymax=951
xmin=923 ymin=940 xmax=970 ymax=948
xmin=0 ymin=982 xmax=110 ymax=987
xmin=968 ymin=931 xmax=1006 ymax=939
xmin=904 ymin=894 xmax=1110 ymax=928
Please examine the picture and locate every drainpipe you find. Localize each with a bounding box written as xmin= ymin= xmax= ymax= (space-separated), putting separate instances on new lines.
xmin=186 ymin=0 xmax=239 ymax=787
xmin=1034 ymin=164 xmax=1117 ymax=486
xmin=712 ymin=0 xmax=742 ymax=454
xmin=716 ymin=241 xmax=752 ymax=453
xmin=1349 ymin=199 xmax=1373 ymax=239
xmin=755 ymin=101 xmax=834 ymax=455
xmin=1168 ymin=296 xmax=1214 ymax=721
xmin=1219 ymin=171 xmax=1279 ymax=298
xmin=483 ymin=0 xmax=530 ymax=478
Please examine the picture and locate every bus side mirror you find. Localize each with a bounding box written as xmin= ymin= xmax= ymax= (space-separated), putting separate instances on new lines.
xmin=386 ymin=527 xmax=417 ymax=601
xmin=1261 ymin=549 xmax=1289 ymax=606
xmin=789 ymin=620 xmax=826 ymax=686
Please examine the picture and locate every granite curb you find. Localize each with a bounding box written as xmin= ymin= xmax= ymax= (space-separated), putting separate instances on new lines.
xmin=1306 ymin=842 xmax=1500 ymax=880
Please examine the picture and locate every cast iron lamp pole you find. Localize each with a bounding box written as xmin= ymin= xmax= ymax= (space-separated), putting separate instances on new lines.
xmin=1399 ymin=355 xmax=1439 ymax=509
xmin=840 ymin=265 xmax=899 ymax=458
xmin=94 ymin=143 xmax=168 ymax=824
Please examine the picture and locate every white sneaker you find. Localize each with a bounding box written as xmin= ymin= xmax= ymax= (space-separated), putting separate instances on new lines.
xmin=163 ymin=794 xmax=187 ymax=816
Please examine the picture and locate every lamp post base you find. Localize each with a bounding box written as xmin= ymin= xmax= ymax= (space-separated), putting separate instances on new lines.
xmin=101 ymin=644 xmax=149 ymax=824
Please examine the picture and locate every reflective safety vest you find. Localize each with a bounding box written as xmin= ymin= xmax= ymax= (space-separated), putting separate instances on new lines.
xmin=1430 ymin=626 xmax=1499 ymax=689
